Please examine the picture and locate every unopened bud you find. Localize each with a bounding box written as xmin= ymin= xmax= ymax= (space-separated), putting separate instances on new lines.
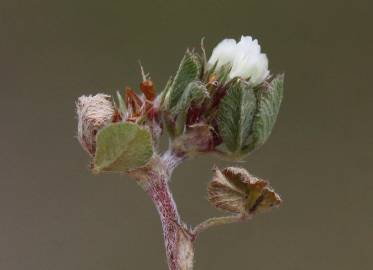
xmin=76 ymin=94 xmax=114 ymax=155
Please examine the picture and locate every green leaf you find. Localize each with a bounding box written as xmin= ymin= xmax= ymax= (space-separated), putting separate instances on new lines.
xmin=165 ymin=51 xmax=202 ymax=110
xmin=217 ymin=80 xmax=257 ymax=154
xmin=93 ymin=123 xmax=153 ymax=173
xmin=170 ymin=81 xmax=209 ymax=136
xmin=249 ymin=74 xmax=284 ymax=151
xmin=171 ymin=81 xmax=209 ymax=115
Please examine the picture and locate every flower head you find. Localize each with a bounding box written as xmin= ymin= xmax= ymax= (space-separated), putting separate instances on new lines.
xmin=208 ymin=36 xmax=269 ymax=85
xmin=76 ymin=94 xmax=114 ymax=155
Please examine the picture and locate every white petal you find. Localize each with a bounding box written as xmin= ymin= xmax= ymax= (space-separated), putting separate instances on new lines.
xmin=208 ymin=35 xmax=270 ymax=85
xmin=207 ymin=38 xmax=237 ymax=69
xmin=230 ymin=36 xmax=269 ymax=85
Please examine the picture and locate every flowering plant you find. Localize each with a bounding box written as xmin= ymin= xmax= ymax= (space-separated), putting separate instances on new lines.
xmin=76 ymin=35 xmax=284 ymax=270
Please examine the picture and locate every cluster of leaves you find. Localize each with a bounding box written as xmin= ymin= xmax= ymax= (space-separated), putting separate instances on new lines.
xmin=91 ymin=47 xmax=284 ymax=174
xmin=159 ymin=49 xmax=284 ymax=158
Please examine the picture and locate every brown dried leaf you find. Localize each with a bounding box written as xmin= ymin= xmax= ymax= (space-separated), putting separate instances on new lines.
xmin=207 ymin=167 xmax=282 ymax=215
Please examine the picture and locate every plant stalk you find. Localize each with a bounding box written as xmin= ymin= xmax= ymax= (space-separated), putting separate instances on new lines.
xmin=133 ymin=155 xmax=194 ymax=270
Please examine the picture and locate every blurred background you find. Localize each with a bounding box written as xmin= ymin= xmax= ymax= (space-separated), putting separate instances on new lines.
xmin=0 ymin=0 xmax=372 ymax=269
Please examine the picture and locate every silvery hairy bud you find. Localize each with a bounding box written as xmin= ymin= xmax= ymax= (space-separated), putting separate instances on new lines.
xmin=76 ymin=94 xmax=114 ymax=156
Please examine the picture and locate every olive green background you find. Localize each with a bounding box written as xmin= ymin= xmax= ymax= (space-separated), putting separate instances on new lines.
xmin=1 ymin=0 xmax=372 ymax=269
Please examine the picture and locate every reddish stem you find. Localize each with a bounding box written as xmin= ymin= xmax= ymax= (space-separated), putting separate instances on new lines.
xmin=147 ymin=176 xmax=180 ymax=269
xmin=135 ymin=155 xmax=193 ymax=270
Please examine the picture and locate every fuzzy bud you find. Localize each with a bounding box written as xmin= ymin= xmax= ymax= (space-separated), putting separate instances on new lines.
xmin=76 ymin=94 xmax=114 ymax=156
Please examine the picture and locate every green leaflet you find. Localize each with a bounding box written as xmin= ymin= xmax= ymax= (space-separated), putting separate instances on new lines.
xmin=171 ymin=81 xmax=209 ymax=115
xmin=165 ymin=51 xmax=202 ymax=110
xmin=171 ymin=81 xmax=208 ymax=137
xmin=217 ymin=80 xmax=257 ymax=155
xmin=93 ymin=123 xmax=153 ymax=173
xmin=248 ymin=74 xmax=284 ymax=151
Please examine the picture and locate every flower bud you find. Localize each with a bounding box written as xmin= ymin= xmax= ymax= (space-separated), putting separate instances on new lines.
xmin=208 ymin=36 xmax=269 ymax=86
xmin=76 ymin=94 xmax=114 ymax=156
xmin=208 ymin=167 xmax=281 ymax=215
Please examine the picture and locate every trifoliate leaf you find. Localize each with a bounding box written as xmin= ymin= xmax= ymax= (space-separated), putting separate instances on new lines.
xmin=207 ymin=167 xmax=282 ymax=214
xmin=93 ymin=123 xmax=153 ymax=173
xmin=217 ymin=80 xmax=256 ymax=155
xmin=249 ymin=74 xmax=284 ymax=151
xmin=165 ymin=51 xmax=202 ymax=110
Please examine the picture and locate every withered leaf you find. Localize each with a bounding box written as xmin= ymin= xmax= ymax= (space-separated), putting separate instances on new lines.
xmin=207 ymin=167 xmax=282 ymax=215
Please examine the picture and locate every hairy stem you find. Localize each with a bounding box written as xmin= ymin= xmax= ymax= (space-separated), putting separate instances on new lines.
xmin=131 ymin=152 xmax=255 ymax=269
xmin=133 ymin=155 xmax=193 ymax=270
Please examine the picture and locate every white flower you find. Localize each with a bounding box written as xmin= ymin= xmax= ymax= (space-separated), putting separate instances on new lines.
xmin=208 ymin=36 xmax=269 ymax=86
xmin=207 ymin=38 xmax=237 ymax=70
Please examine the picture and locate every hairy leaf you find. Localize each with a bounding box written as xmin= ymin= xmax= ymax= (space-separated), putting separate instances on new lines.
xmin=94 ymin=123 xmax=153 ymax=173
xmin=165 ymin=51 xmax=202 ymax=110
xmin=171 ymin=81 xmax=209 ymax=115
xmin=217 ymin=80 xmax=256 ymax=154
xmin=249 ymin=74 xmax=284 ymax=151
